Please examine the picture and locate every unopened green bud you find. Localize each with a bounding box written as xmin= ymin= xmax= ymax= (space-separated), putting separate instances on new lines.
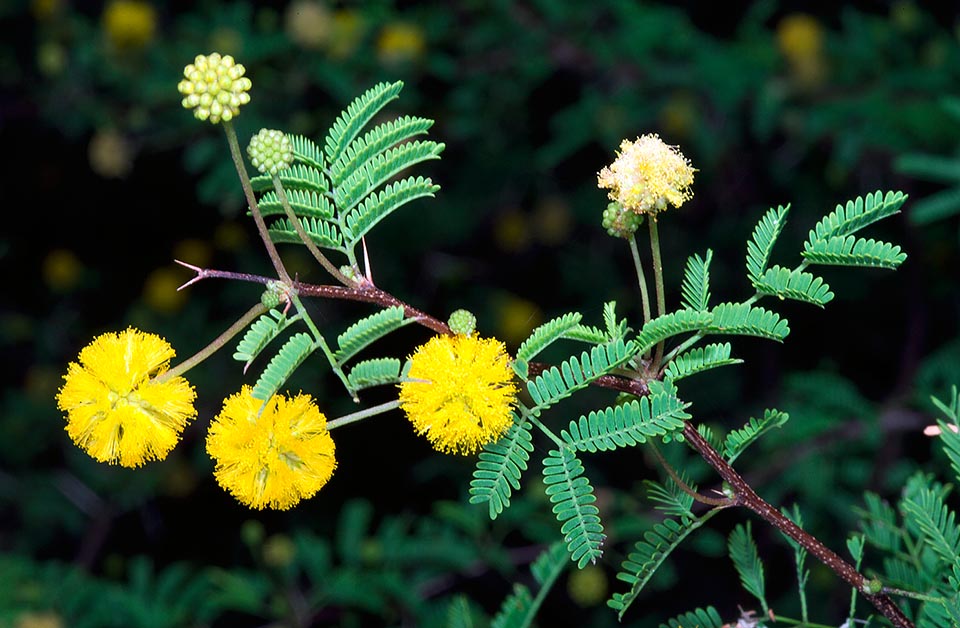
xmin=261 ymin=280 xmax=288 ymax=310
xmin=177 ymin=52 xmax=251 ymax=124
xmin=601 ymin=201 xmax=643 ymax=239
xmin=248 ymin=129 xmax=293 ymax=175
xmin=448 ymin=309 xmax=477 ymax=336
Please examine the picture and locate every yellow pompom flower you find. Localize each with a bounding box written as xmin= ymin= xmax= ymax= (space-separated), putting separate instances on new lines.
xmin=56 ymin=328 xmax=197 ymax=467
xmin=177 ymin=53 xmax=252 ymax=124
xmin=399 ymin=334 xmax=518 ymax=455
xmin=206 ymin=387 xmax=336 ymax=510
xmin=597 ymin=134 xmax=695 ymax=217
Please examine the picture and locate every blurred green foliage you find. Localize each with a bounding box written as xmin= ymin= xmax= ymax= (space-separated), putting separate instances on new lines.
xmin=2 ymin=0 xmax=959 ymax=626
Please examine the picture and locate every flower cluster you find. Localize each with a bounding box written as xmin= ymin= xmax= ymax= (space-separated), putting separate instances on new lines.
xmin=597 ymin=134 xmax=695 ymax=217
xmin=177 ymin=53 xmax=251 ymax=124
xmin=56 ymin=328 xmax=196 ymax=467
xmin=247 ymin=129 xmax=293 ymax=175
xmin=399 ymin=334 xmax=518 ymax=455
xmin=206 ymin=387 xmax=337 ymax=510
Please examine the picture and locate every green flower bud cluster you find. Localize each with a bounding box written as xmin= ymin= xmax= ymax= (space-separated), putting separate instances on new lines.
xmin=261 ymin=280 xmax=289 ymax=310
xmin=247 ymin=129 xmax=293 ymax=175
xmin=448 ymin=309 xmax=477 ymax=336
xmin=601 ymin=201 xmax=643 ymax=238
xmin=177 ymin=53 xmax=251 ymax=124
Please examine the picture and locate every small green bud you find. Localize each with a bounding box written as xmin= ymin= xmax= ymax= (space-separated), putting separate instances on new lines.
xmin=240 ymin=519 xmax=265 ymax=547
xmin=601 ymin=201 xmax=643 ymax=239
xmin=177 ymin=53 xmax=251 ymax=124
xmin=247 ymin=129 xmax=293 ymax=175
xmin=448 ymin=309 xmax=477 ymax=336
xmin=261 ymin=280 xmax=289 ymax=310
xmin=862 ymin=578 xmax=883 ymax=595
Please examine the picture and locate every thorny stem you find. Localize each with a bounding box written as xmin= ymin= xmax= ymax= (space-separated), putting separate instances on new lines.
xmin=223 ymin=121 xmax=292 ymax=285
xmin=647 ymin=440 xmax=733 ymax=508
xmin=628 ymin=234 xmax=653 ymax=332
xmin=648 ymin=218 xmax=666 ymax=371
xmin=681 ymin=422 xmax=914 ymax=628
xmin=327 ymin=400 xmax=400 ymax=431
xmin=271 ymin=175 xmax=352 ymax=285
xmin=155 ymin=302 xmax=268 ymax=383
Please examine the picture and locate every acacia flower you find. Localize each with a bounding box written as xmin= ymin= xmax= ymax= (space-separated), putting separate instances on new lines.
xmin=247 ymin=129 xmax=293 ymax=175
xmin=597 ymin=134 xmax=695 ymax=217
xmin=177 ymin=53 xmax=251 ymax=124
xmin=206 ymin=387 xmax=336 ymax=510
xmin=56 ymin=328 xmax=197 ymax=467
xmin=399 ymin=334 xmax=518 ymax=455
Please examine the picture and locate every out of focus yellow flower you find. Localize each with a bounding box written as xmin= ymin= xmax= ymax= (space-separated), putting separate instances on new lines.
xmin=173 ymin=239 xmax=213 ymax=268
xmin=42 ymin=248 xmax=83 ymax=292
xmin=31 ymin=0 xmax=63 ymax=21
xmin=88 ymin=129 xmax=134 ymax=179
xmin=659 ymin=92 xmax=698 ymax=140
xmin=37 ymin=42 xmax=66 ymax=76
xmin=214 ymin=221 xmax=248 ymax=252
xmin=776 ymin=13 xmax=826 ymax=88
xmin=890 ymin=1 xmax=920 ymax=31
xmin=494 ymin=209 xmax=530 ymax=252
xmin=263 ymin=534 xmax=297 ymax=568
xmin=327 ymin=10 xmax=364 ymax=58
xmin=567 ymin=564 xmax=608 ymax=607
xmin=16 ymin=611 xmax=63 ymax=628
xmin=285 ymin=0 xmax=331 ymax=49
xmin=532 ymin=196 xmax=572 ymax=245
xmin=495 ymin=295 xmax=542 ymax=348
xmin=376 ymin=22 xmax=426 ymax=65
xmin=143 ymin=267 xmax=188 ymax=314
xmin=103 ymin=0 xmax=156 ymax=50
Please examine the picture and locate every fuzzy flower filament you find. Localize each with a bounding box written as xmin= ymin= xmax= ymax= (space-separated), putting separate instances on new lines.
xmin=206 ymin=387 xmax=336 ymax=510
xmin=597 ymin=133 xmax=695 ymax=217
xmin=177 ymin=53 xmax=252 ymax=124
xmin=56 ymin=328 xmax=197 ymax=467
xmin=399 ymin=334 xmax=518 ymax=455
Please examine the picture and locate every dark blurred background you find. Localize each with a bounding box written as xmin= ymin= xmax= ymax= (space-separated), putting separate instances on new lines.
xmin=2 ymin=1 xmax=959 ymax=626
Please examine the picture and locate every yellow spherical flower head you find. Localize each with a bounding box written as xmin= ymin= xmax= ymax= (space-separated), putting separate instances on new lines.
xmin=597 ymin=134 xmax=695 ymax=217
xmin=206 ymin=387 xmax=336 ymax=510
xmin=177 ymin=53 xmax=251 ymax=124
xmin=56 ymin=328 xmax=197 ymax=467
xmin=399 ymin=334 xmax=518 ymax=455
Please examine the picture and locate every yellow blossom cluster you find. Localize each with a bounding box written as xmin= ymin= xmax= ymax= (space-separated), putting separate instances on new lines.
xmin=597 ymin=134 xmax=695 ymax=217
xmin=399 ymin=334 xmax=518 ymax=455
xmin=177 ymin=53 xmax=251 ymax=124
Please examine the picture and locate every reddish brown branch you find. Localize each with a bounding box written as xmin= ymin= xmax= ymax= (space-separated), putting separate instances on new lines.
xmin=682 ymin=423 xmax=914 ymax=628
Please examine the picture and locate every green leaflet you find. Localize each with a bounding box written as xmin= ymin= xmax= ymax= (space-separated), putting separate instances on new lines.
xmin=257 ymin=188 xmax=334 ymax=219
xmin=491 ymin=543 xmax=567 ymax=628
xmin=335 ymin=306 xmax=408 ymax=365
xmin=515 ymin=312 xmax=583 ymax=367
xmin=250 ymin=163 xmax=327 ymax=194
xmin=542 ymin=447 xmax=604 ymax=568
xmin=608 ymin=511 xmax=719 ymax=620
xmin=635 ymin=309 xmax=714 ymax=355
xmin=707 ymin=302 xmax=790 ymax=341
xmin=728 ymin=522 xmax=768 ymax=613
xmin=252 ymin=332 xmax=316 ymax=401
xmin=560 ymin=381 xmax=689 ymax=453
xmin=269 ymin=216 xmax=343 ymax=249
xmin=233 ymin=309 xmax=297 ymax=372
xmin=802 ymin=235 xmax=907 ymax=269
xmin=324 ymin=81 xmax=404 ymax=165
xmin=331 ymin=115 xmax=435 ymax=185
xmin=346 ymin=358 xmax=402 ymax=391
xmin=658 ymin=607 xmax=725 ymax=628
xmin=723 ymin=409 xmax=790 ymax=463
xmin=680 ymin=249 xmax=713 ymax=311
xmin=342 ymin=175 xmax=440 ymax=244
xmin=334 ymin=140 xmax=444 ymax=212
xmin=746 ymin=205 xmax=789 ymax=282
xmin=752 ymin=265 xmax=834 ymax=307
xmin=644 ymin=473 xmax=695 ymax=520
xmin=525 ymin=339 xmax=636 ymax=411
xmin=469 ymin=416 xmax=534 ymax=519
xmin=806 ymin=190 xmax=907 ymax=243
xmin=663 ymin=342 xmax=740 ymax=382
xmin=287 ymin=133 xmax=324 ymax=170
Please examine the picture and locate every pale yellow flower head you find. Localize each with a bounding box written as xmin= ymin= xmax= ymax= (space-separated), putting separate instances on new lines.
xmin=177 ymin=52 xmax=251 ymax=124
xmin=206 ymin=387 xmax=336 ymax=510
xmin=597 ymin=134 xmax=695 ymax=217
xmin=56 ymin=328 xmax=197 ymax=467
xmin=399 ymin=334 xmax=518 ymax=455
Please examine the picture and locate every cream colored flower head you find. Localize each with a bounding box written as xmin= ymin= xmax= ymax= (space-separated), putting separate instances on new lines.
xmin=56 ymin=328 xmax=197 ymax=467
xmin=177 ymin=52 xmax=251 ymax=124
xmin=399 ymin=334 xmax=518 ymax=455
xmin=597 ymin=133 xmax=695 ymax=217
